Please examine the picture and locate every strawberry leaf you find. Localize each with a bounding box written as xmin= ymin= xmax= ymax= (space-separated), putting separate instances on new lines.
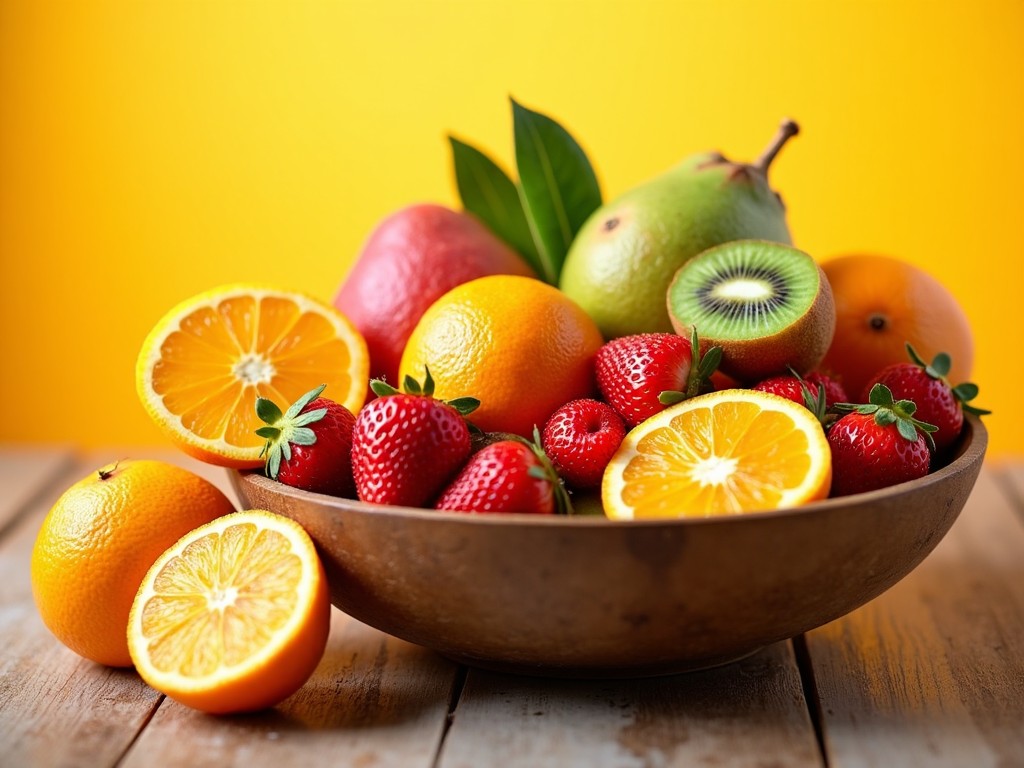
xmin=403 ymin=375 xmax=422 ymax=395
xmin=284 ymin=384 xmax=326 ymax=420
xmin=292 ymin=408 xmax=328 ymax=427
xmin=370 ymin=379 xmax=400 ymax=398
xmin=289 ymin=427 xmax=317 ymax=446
xmin=255 ymin=397 xmax=283 ymax=424
xmin=447 ymin=397 xmax=481 ymax=416
xmin=449 ymin=135 xmax=541 ymax=271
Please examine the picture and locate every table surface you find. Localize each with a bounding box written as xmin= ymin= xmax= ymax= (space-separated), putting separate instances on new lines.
xmin=1 ymin=445 xmax=1022 ymax=768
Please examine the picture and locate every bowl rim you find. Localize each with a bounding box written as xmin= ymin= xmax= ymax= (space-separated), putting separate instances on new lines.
xmin=233 ymin=414 xmax=988 ymax=529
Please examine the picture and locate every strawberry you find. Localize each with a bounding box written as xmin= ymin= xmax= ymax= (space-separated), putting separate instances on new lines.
xmin=827 ymin=383 xmax=938 ymax=497
xmin=754 ymin=370 xmax=848 ymax=408
xmin=541 ymin=398 xmax=626 ymax=489
xmin=862 ymin=344 xmax=989 ymax=452
xmin=435 ymin=432 xmax=570 ymax=514
xmin=351 ymin=369 xmax=478 ymax=507
xmin=256 ymin=384 xmax=357 ymax=497
xmin=753 ymin=369 xmax=849 ymax=427
xmin=596 ymin=328 xmax=722 ymax=427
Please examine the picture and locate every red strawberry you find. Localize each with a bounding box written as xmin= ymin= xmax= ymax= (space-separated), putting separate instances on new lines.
xmin=256 ymin=384 xmax=357 ymax=497
xmin=435 ymin=434 xmax=569 ymax=514
xmin=753 ymin=369 xmax=850 ymax=427
xmin=862 ymin=344 xmax=989 ymax=452
xmin=827 ymin=383 xmax=938 ymax=497
xmin=541 ymin=398 xmax=626 ymax=489
xmin=596 ymin=329 xmax=722 ymax=427
xmin=351 ymin=370 xmax=478 ymax=507
xmin=754 ymin=370 xmax=848 ymax=408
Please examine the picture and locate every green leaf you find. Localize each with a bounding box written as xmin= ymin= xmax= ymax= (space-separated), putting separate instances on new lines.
xmin=447 ymin=397 xmax=481 ymax=416
xmin=658 ymin=390 xmax=686 ymax=405
xmin=927 ymin=353 xmax=952 ymax=378
xmin=292 ymin=407 xmax=328 ymax=427
xmin=255 ymin=426 xmax=281 ymax=439
xmin=268 ymin=447 xmax=282 ymax=479
xmin=512 ymin=98 xmax=601 ymax=284
xmin=370 ymin=379 xmax=400 ymax=398
xmin=285 ymin=384 xmax=326 ymax=419
xmin=255 ymin=397 xmax=283 ymax=425
xmin=290 ymin=427 xmax=317 ymax=446
xmin=449 ymin=136 xmax=541 ymax=271
xmin=896 ymin=418 xmax=918 ymax=442
xmin=952 ymin=382 xmax=979 ymax=402
xmin=403 ymin=375 xmax=422 ymax=396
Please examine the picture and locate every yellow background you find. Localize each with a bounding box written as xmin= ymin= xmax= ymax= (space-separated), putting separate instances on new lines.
xmin=1 ymin=1 xmax=1021 ymax=455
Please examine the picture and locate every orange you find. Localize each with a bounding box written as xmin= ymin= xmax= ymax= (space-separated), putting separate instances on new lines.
xmin=30 ymin=460 xmax=236 ymax=667
xmin=137 ymin=285 xmax=369 ymax=468
xmin=820 ymin=255 xmax=974 ymax=400
xmin=127 ymin=509 xmax=330 ymax=714
xmin=603 ymin=389 xmax=832 ymax=519
xmin=398 ymin=275 xmax=604 ymax=436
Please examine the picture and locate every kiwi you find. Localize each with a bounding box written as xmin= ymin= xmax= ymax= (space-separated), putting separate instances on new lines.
xmin=666 ymin=240 xmax=835 ymax=382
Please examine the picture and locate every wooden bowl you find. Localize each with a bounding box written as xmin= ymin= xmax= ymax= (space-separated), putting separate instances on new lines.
xmin=230 ymin=415 xmax=987 ymax=678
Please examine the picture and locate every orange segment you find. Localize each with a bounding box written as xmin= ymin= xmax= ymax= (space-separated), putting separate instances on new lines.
xmin=603 ymin=389 xmax=832 ymax=519
xmin=128 ymin=510 xmax=330 ymax=714
xmin=137 ymin=285 xmax=369 ymax=467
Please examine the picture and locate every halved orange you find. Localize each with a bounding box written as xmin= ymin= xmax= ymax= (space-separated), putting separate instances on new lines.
xmin=603 ymin=389 xmax=832 ymax=519
xmin=136 ymin=285 xmax=369 ymax=468
xmin=127 ymin=510 xmax=331 ymax=714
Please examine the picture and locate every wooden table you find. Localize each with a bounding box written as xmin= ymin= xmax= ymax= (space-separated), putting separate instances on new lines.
xmin=2 ymin=445 xmax=1022 ymax=767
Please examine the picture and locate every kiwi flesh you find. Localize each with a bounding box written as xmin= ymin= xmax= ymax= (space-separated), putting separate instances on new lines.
xmin=666 ymin=240 xmax=835 ymax=382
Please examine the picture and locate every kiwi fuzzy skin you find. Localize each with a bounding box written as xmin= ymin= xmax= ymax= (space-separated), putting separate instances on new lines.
xmin=668 ymin=262 xmax=836 ymax=384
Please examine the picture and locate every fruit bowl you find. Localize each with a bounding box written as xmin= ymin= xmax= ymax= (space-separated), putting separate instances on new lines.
xmin=229 ymin=415 xmax=986 ymax=678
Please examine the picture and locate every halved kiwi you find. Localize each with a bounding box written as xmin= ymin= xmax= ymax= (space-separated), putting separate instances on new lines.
xmin=666 ymin=240 xmax=835 ymax=382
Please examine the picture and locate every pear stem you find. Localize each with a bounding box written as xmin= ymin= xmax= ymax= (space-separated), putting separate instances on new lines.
xmin=755 ymin=119 xmax=800 ymax=176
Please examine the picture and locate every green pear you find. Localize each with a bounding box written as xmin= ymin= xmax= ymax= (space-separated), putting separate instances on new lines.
xmin=559 ymin=120 xmax=799 ymax=338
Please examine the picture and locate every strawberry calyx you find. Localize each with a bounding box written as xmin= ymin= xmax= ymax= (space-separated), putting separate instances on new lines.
xmin=524 ymin=427 xmax=574 ymax=516
xmin=786 ymin=365 xmax=833 ymax=428
xmin=658 ymin=327 xmax=723 ymax=406
xmin=905 ymin=343 xmax=991 ymax=417
xmin=370 ymin=366 xmax=481 ymax=418
xmin=834 ymin=383 xmax=939 ymax=451
xmin=255 ymin=383 xmax=330 ymax=480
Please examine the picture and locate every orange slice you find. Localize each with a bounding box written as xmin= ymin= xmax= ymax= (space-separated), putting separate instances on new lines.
xmin=603 ymin=389 xmax=832 ymax=519
xmin=127 ymin=510 xmax=330 ymax=714
xmin=136 ymin=285 xmax=369 ymax=468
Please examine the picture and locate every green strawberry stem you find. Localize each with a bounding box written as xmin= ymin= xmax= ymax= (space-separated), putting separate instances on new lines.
xmin=658 ymin=327 xmax=722 ymax=406
xmin=370 ymin=366 xmax=481 ymax=417
xmin=255 ymin=383 xmax=329 ymax=480
xmin=905 ymin=343 xmax=991 ymax=417
xmin=527 ymin=427 xmax=574 ymax=515
xmin=833 ymin=383 xmax=939 ymax=451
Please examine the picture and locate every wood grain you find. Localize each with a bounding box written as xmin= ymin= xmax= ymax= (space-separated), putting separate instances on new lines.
xmin=0 ymin=453 xmax=163 ymax=768
xmin=0 ymin=444 xmax=74 ymax=532
xmin=804 ymin=468 xmax=1024 ymax=767
xmin=120 ymin=610 xmax=458 ymax=768
xmin=438 ymin=641 xmax=822 ymax=768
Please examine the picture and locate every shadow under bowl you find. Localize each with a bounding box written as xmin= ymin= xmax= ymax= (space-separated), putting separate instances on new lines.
xmin=230 ymin=415 xmax=987 ymax=678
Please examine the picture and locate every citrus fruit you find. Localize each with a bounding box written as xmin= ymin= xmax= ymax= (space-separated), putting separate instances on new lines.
xmin=603 ymin=389 xmax=832 ymax=519
xmin=30 ymin=460 xmax=236 ymax=667
xmin=128 ymin=510 xmax=330 ymax=714
xmin=137 ymin=285 xmax=369 ymax=468
xmin=398 ymin=275 xmax=604 ymax=436
xmin=819 ymin=255 xmax=974 ymax=400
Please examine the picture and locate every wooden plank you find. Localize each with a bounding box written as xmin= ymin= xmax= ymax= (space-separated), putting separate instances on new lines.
xmin=438 ymin=641 xmax=822 ymax=768
xmin=804 ymin=466 xmax=1024 ymax=767
xmin=0 ymin=445 xmax=75 ymax=533
xmin=996 ymin=460 xmax=1024 ymax=523
xmin=120 ymin=611 xmax=458 ymax=768
xmin=0 ymin=453 xmax=163 ymax=768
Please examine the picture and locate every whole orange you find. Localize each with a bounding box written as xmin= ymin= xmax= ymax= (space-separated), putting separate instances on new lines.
xmin=819 ymin=255 xmax=974 ymax=400
xmin=30 ymin=460 xmax=236 ymax=667
xmin=399 ymin=275 xmax=604 ymax=436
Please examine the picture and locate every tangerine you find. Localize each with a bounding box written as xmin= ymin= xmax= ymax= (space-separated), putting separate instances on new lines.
xmin=398 ymin=275 xmax=604 ymax=436
xmin=128 ymin=510 xmax=330 ymax=714
xmin=603 ymin=389 xmax=832 ymax=519
xmin=136 ymin=285 xmax=369 ymax=468
xmin=30 ymin=460 xmax=236 ymax=667
xmin=819 ymin=255 xmax=974 ymax=400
